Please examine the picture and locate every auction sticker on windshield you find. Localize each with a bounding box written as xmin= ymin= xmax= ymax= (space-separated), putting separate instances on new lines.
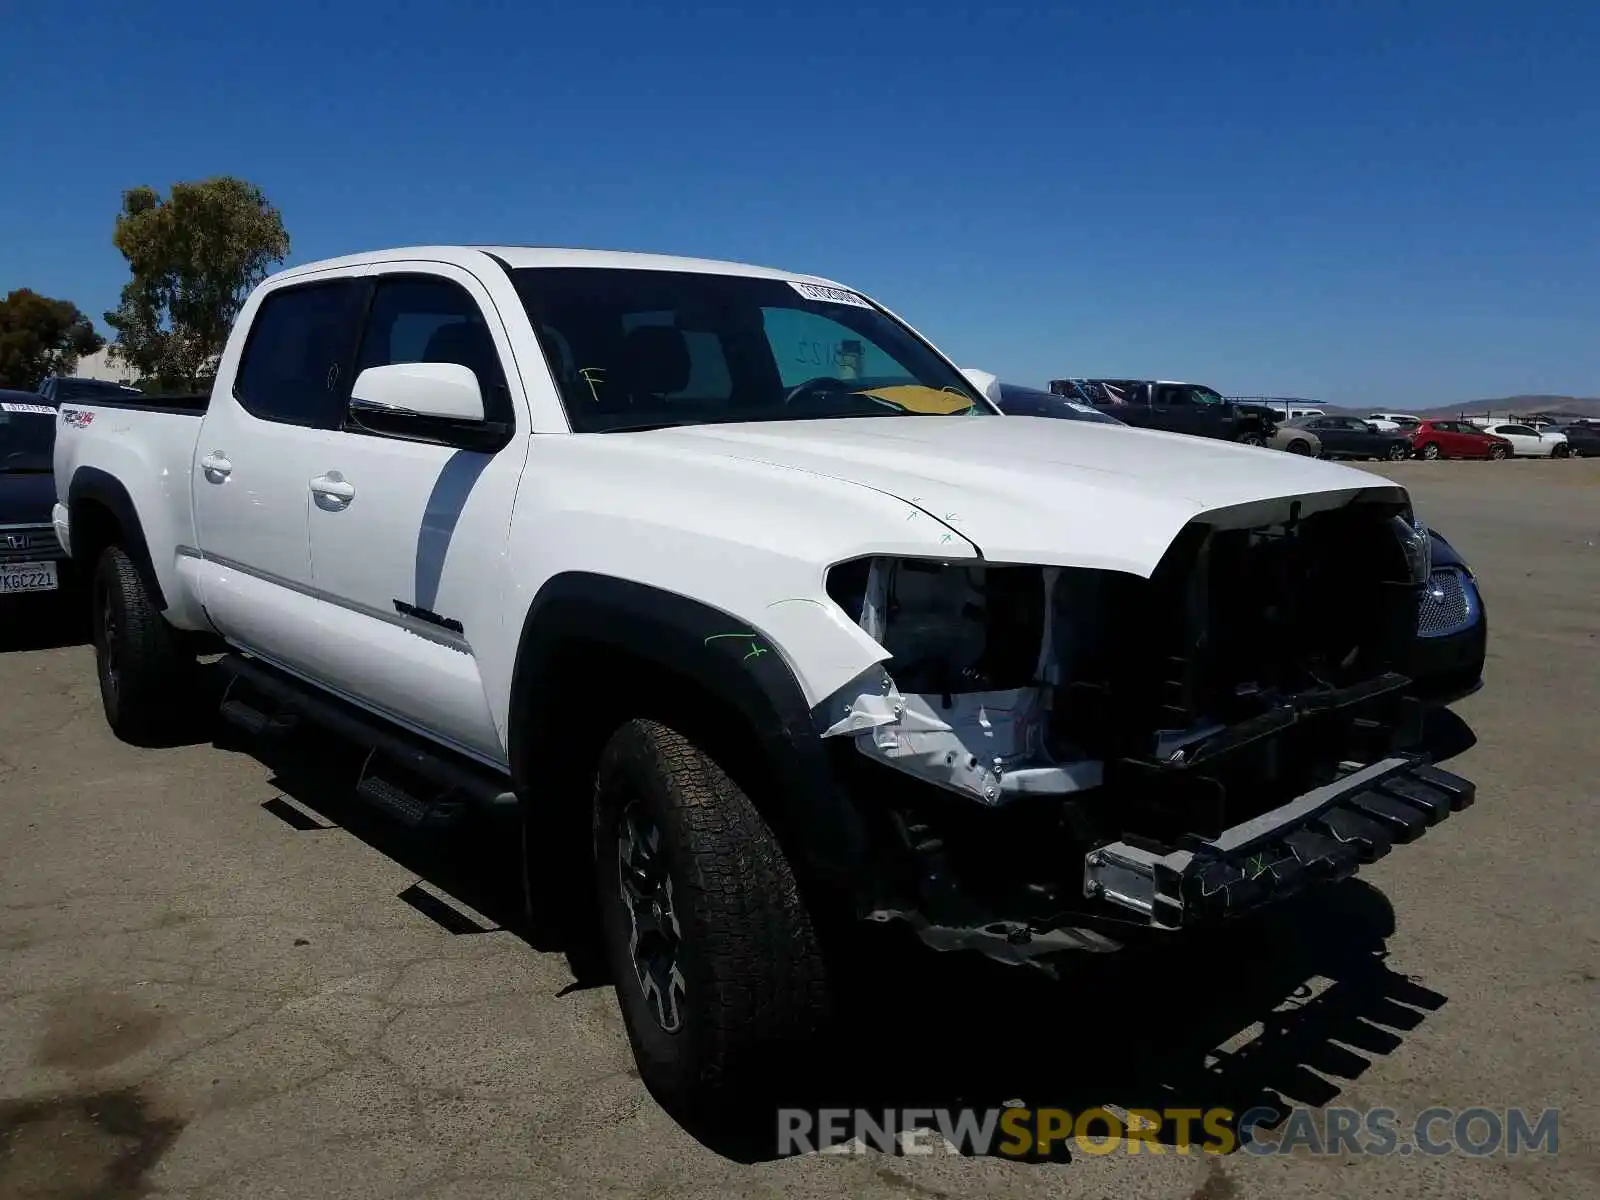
xmin=1065 ymin=402 xmax=1099 ymax=415
xmin=1 ymin=403 xmax=55 ymax=415
xmin=788 ymin=281 xmax=874 ymax=309
xmin=0 ymin=562 xmax=58 ymax=594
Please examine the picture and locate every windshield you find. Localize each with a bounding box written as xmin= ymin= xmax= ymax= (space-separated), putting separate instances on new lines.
xmin=996 ymin=384 xmax=1126 ymax=424
xmin=0 ymin=402 xmax=57 ymax=473
xmin=511 ymin=268 xmax=992 ymax=432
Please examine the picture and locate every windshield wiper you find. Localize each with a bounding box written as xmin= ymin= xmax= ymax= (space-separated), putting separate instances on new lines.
xmin=590 ymin=420 xmax=693 ymax=434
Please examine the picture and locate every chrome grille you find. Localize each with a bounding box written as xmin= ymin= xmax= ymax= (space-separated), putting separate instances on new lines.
xmin=1417 ymin=567 xmax=1475 ymax=638
xmin=0 ymin=525 xmax=64 ymax=564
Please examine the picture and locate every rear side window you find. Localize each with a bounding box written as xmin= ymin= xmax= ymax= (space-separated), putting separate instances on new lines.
xmin=234 ymin=280 xmax=363 ymax=427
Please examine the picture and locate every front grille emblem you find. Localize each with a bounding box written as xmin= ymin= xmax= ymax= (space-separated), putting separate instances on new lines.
xmin=4 ymin=534 xmax=29 ymax=550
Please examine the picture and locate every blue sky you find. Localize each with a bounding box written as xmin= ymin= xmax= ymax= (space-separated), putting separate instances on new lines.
xmin=2 ymin=1 xmax=1595 ymax=406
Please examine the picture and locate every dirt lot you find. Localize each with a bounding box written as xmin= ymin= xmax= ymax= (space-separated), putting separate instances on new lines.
xmin=2 ymin=458 xmax=1597 ymax=1199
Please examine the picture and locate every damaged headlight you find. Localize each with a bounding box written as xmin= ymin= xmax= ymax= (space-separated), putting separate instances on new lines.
xmin=817 ymin=556 xmax=1104 ymax=806
xmin=1391 ymin=511 xmax=1432 ymax=584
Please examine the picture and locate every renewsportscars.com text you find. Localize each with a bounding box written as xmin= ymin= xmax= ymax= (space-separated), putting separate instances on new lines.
xmin=778 ymin=1105 xmax=1560 ymax=1158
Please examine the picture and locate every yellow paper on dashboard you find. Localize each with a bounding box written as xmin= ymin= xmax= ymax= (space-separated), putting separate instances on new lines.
xmin=854 ymin=385 xmax=977 ymax=415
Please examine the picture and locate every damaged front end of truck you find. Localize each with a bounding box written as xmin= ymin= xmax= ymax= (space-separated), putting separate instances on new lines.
xmin=812 ymin=490 xmax=1476 ymax=970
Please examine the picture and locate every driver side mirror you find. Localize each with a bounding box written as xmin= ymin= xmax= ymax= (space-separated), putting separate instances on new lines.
xmin=351 ymin=362 xmax=485 ymax=422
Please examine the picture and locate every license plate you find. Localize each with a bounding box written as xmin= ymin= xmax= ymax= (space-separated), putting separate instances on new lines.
xmin=0 ymin=562 xmax=58 ymax=594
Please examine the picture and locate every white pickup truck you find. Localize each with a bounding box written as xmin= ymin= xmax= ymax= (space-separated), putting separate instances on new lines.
xmin=54 ymin=245 xmax=1475 ymax=1114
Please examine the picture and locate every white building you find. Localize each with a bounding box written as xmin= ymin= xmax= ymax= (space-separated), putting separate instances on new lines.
xmin=72 ymin=346 xmax=139 ymax=384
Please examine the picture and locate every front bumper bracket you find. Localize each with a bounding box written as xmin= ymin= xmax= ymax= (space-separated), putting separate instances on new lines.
xmin=1083 ymin=756 xmax=1475 ymax=929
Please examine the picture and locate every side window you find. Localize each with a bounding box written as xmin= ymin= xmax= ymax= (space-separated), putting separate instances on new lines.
xmin=234 ymin=280 xmax=363 ymax=427
xmin=760 ymin=308 xmax=905 ymax=387
xmin=1153 ymin=385 xmax=1189 ymax=407
xmin=354 ymin=275 xmax=507 ymax=401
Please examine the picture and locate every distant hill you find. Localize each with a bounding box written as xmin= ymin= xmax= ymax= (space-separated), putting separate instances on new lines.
xmin=1312 ymin=395 xmax=1600 ymax=420
xmin=1415 ymin=395 xmax=1600 ymax=420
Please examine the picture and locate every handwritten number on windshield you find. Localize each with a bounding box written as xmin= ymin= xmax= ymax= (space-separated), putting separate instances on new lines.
xmin=796 ymin=340 xmax=840 ymax=368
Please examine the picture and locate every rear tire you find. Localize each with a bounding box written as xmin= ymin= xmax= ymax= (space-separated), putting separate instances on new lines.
xmin=591 ymin=718 xmax=832 ymax=1117
xmin=91 ymin=546 xmax=198 ymax=743
xmin=1237 ymin=432 xmax=1266 ymax=447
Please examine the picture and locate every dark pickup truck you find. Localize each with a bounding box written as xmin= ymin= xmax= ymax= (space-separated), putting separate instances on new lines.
xmin=1049 ymin=378 xmax=1280 ymax=446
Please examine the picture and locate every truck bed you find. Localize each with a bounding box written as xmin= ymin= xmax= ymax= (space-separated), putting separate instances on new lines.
xmin=61 ymin=392 xmax=210 ymax=416
xmin=53 ymin=396 xmax=211 ymax=629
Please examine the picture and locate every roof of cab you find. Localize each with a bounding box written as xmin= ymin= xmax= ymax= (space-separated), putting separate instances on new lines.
xmin=268 ymin=245 xmax=848 ymax=288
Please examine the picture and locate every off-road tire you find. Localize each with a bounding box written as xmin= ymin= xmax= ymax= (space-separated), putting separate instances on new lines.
xmin=591 ymin=717 xmax=832 ymax=1116
xmin=91 ymin=545 xmax=198 ymax=743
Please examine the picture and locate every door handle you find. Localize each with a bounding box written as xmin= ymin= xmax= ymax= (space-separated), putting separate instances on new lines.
xmin=310 ymin=473 xmax=356 ymax=502
xmin=200 ymin=452 xmax=232 ymax=478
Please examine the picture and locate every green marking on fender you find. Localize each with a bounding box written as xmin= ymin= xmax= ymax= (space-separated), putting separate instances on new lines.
xmin=705 ymin=631 xmax=768 ymax=664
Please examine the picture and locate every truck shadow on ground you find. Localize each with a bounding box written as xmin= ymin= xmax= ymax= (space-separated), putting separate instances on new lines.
xmin=225 ymin=713 xmax=1469 ymax=1167
xmin=730 ymin=877 xmax=1445 ymax=1164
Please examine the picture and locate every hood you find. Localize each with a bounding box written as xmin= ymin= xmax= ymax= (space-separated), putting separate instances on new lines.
xmin=632 ymin=416 xmax=1408 ymax=577
xmin=0 ymin=470 xmax=56 ymax=524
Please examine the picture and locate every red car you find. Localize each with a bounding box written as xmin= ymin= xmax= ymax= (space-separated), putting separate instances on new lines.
xmin=1409 ymin=420 xmax=1513 ymax=460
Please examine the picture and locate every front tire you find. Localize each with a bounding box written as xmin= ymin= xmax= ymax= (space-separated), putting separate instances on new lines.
xmin=1387 ymin=442 xmax=1409 ymax=461
xmin=1552 ymin=443 xmax=1570 ymax=458
xmin=591 ymin=718 xmax=831 ymax=1116
xmin=91 ymin=546 xmax=197 ymax=743
xmin=1489 ymin=444 xmax=1509 ymax=460
xmin=1285 ymin=438 xmax=1312 ymax=455
xmin=1421 ymin=442 xmax=1442 ymax=460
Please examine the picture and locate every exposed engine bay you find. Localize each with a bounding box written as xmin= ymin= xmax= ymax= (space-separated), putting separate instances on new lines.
xmin=814 ymin=492 xmax=1473 ymax=966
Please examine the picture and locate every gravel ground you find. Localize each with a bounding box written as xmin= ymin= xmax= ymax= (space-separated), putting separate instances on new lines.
xmin=1 ymin=457 xmax=1596 ymax=1199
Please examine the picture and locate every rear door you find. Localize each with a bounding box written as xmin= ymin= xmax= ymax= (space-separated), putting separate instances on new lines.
xmin=1107 ymin=382 xmax=1156 ymax=428
xmin=302 ymin=264 xmax=530 ymax=763
xmin=190 ymin=275 xmax=366 ymax=672
xmin=1441 ymin=422 xmax=1484 ymax=455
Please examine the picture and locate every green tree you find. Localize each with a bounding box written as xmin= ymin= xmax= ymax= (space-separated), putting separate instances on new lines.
xmin=104 ymin=177 xmax=290 ymax=389
xmin=0 ymin=289 xmax=105 ymax=390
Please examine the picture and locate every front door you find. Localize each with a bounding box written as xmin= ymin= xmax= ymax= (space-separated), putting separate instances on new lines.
xmin=1151 ymin=384 xmax=1208 ymax=436
xmin=1318 ymin=417 xmax=1363 ymax=456
xmin=303 ymin=265 xmax=529 ymax=764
